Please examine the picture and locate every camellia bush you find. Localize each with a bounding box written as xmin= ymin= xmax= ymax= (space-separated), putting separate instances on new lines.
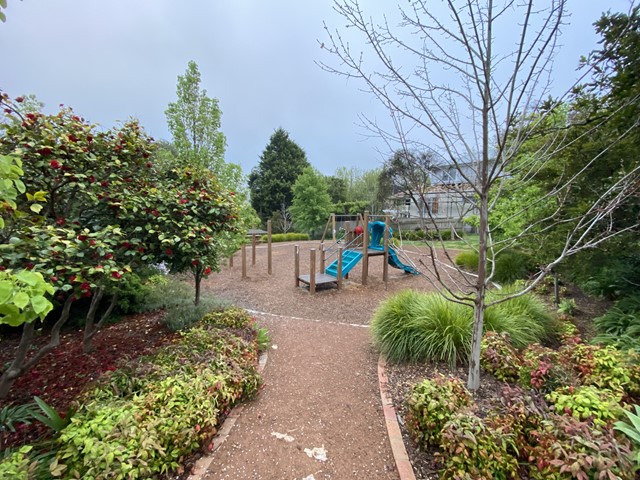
xmin=0 ymin=92 xmax=241 ymax=399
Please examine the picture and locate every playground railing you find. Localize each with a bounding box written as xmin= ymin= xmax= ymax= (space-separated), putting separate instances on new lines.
xmin=323 ymin=233 xmax=363 ymax=265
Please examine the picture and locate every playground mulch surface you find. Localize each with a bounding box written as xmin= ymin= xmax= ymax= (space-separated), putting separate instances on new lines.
xmin=199 ymin=240 xmax=466 ymax=480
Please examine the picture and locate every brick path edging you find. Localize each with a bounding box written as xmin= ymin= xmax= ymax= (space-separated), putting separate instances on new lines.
xmin=378 ymin=356 xmax=417 ymax=480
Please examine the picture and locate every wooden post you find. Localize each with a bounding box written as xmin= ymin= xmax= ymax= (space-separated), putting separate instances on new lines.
xmin=337 ymin=246 xmax=343 ymax=290
xmin=310 ymin=248 xmax=316 ymax=294
xmin=267 ymin=220 xmax=272 ymax=275
xmin=252 ymin=234 xmax=257 ymax=266
xmin=229 ymin=252 xmax=234 ymax=268
xmin=345 ymin=221 xmax=351 ymax=243
xmin=241 ymin=244 xmax=247 ymax=279
xmin=362 ymin=210 xmax=369 ymax=285
xmin=332 ymin=213 xmax=336 ymax=242
xmin=320 ymin=242 xmax=326 ymax=274
xmin=294 ymin=244 xmax=300 ymax=287
xmin=383 ymin=214 xmax=390 ymax=289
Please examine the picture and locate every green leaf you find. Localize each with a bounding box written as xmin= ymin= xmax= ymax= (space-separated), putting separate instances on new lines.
xmin=0 ymin=281 xmax=13 ymax=303
xmin=16 ymin=270 xmax=40 ymax=286
xmin=31 ymin=295 xmax=52 ymax=315
xmin=12 ymin=291 xmax=30 ymax=309
xmin=30 ymin=203 xmax=43 ymax=213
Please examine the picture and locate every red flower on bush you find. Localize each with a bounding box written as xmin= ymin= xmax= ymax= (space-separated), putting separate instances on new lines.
xmin=204 ymin=266 xmax=212 ymax=275
xmin=69 ymin=275 xmax=77 ymax=282
xmin=111 ymin=271 xmax=122 ymax=279
xmin=104 ymin=253 xmax=114 ymax=260
xmin=15 ymin=96 xmax=24 ymax=103
xmin=77 ymin=235 xmax=88 ymax=241
xmin=50 ymin=160 xmax=62 ymax=169
xmin=166 ymin=248 xmax=173 ymax=256
xmin=152 ymin=210 xmax=160 ymax=217
xmin=192 ymin=259 xmax=199 ymax=266
xmin=56 ymin=217 xmax=66 ymax=226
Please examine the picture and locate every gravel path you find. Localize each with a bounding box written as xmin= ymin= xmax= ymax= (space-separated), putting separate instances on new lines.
xmin=196 ymin=240 xmax=449 ymax=480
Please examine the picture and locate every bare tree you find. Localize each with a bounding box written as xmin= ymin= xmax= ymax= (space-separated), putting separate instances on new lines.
xmin=279 ymin=202 xmax=294 ymax=233
xmin=321 ymin=0 xmax=640 ymax=390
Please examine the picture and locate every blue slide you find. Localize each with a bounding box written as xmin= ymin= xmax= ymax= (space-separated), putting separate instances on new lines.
xmin=387 ymin=246 xmax=418 ymax=274
xmin=368 ymin=221 xmax=418 ymax=275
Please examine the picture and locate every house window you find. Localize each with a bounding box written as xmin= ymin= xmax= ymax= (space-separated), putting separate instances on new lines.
xmin=430 ymin=196 xmax=439 ymax=214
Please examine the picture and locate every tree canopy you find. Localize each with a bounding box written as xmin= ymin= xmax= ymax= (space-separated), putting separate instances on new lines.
xmin=289 ymin=167 xmax=332 ymax=236
xmin=248 ymin=128 xmax=310 ymax=224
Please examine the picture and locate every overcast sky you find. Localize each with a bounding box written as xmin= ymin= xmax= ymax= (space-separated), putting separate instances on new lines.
xmin=0 ymin=1 xmax=630 ymax=178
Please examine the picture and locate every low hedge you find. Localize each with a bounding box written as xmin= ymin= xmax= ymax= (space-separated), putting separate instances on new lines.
xmin=260 ymin=232 xmax=309 ymax=243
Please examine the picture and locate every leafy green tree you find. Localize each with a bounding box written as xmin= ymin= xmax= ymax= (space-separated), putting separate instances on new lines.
xmin=290 ymin=167 xmax=332 ymax=236
xmin=248 ymin=128 xmax=310 ymax=223
xmin=325 ymin=175 xmax=348 ymax=204
xmin=165 ymin=61 xmax=241 ymax=187
xmin=334 ymin=166 xmax=384 ymax=213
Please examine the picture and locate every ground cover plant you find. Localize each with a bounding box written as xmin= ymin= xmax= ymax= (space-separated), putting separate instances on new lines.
xmin=399 ymin=296 xmax=640 ymax=479
xmin=0 ymin=304 xmax=263 ymax=479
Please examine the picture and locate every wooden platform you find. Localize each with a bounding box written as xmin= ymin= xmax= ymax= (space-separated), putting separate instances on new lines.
xmin=297 ymin=273 xmax=338 ymax=286
xmin=354 ymin=248 xmax=386 ymax=257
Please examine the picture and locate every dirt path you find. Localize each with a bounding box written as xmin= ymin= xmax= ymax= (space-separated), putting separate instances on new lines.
xmin=197 ymin=241 xmax=455 ymax=480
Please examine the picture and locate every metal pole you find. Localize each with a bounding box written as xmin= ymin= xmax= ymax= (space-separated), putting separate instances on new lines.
xmin=320 ymin=242 xmax=325 ymax=274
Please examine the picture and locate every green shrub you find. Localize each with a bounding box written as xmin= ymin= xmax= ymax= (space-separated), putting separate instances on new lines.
xmin=531 ymin=418 xmax=635 ymax=480
xmin=615 ymin=405 xmax=640 ymax=467
xmin=455 ymin=250 xmax=479 ymax=271
xmin=557 ymin=298 xmax=577 ymax=316
xmin=256 ymin=328 xmax=271 ymax=352
xmin=492 ymin=250 xmax=533 ymax=284
xmin=0 ymin=447 xmax=34 ymax=480
xmin=454 ymin=250 xmax=533 ymax=283
xmin=56 ymin=324 xmax=261 ymax=479
xmin=406 ymin=375 xmax=472 ymax=449
xmin=438 ymin=412 xmax=519 ymax=480
xmin=593 ymin=297 xmax=640 ymax=351
xmin=480 ymin=332 xmax=522 ymax=382
xmin=260 ymin=232 xmax=310 ymax=243
xmin=518 ymin=344 xmax=576 ymax=393
xmin=201 ymin=306 xmax=254 ymax=329
xmin=546 ymin=385 xmax=625 ymax=425
xmin=560 ymin=343 xmax=640 ymax=399
xmin=139 ymin=277 xmax=194 ymax=312
xmin=371 ymin=290 xmax=472 ymax=365
xmin=161 ymin=297 xmax=229 ymax=332
xmin=499 ymin=387 xmax=635 ymax=480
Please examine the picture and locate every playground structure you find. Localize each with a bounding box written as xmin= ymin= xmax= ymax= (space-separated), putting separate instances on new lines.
xmin=295 ymin=212 xmax=419 ymax=294
xmin=231 ymin=220 xmax=273 ymax=278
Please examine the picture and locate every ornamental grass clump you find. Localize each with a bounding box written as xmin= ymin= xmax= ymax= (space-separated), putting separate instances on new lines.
xmin=406 ymin=375 xmax=472 ymax=449
xmin=371 ymin=290 xmax=472 ymax=366
xmin=372 ymin=287 xmax=555 ymax=366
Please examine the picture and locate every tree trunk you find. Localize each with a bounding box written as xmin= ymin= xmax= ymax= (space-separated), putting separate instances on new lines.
xmin=0 ymin=296 xmax=73 ymax=399
xmin=83 ymin=288 xmax=118 ymax=353
xmin=194 ymin=272 xmax=202 ymax=306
